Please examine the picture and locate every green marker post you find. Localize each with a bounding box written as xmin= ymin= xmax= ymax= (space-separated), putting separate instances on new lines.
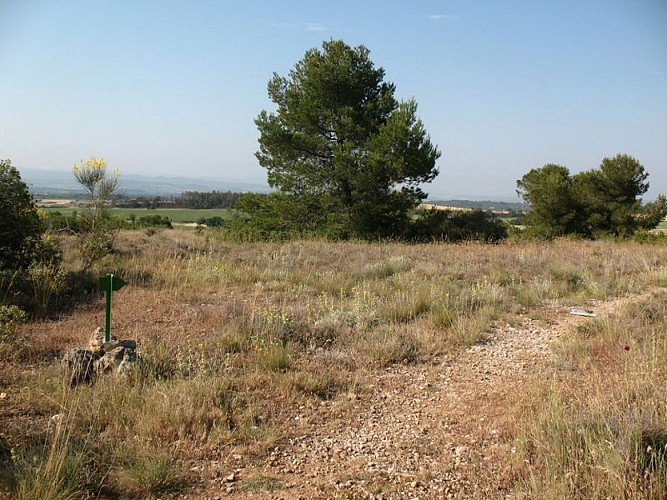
xmin=98 ymin=273 xmax=127 ymax=342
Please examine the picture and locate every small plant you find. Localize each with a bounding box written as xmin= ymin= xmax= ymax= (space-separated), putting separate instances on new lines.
xmin=139 ymin=338 xmax=179 ymax=381
xmin=242 ymin=473 xmax=282 ymax=492
xmin=256 ymin=343 xmax=291 ymax=372
xmin=114 ymin=446 xmax=179 ymax=497
xmin=13 ymin=417 xmax=89 ymax=500
xmin=0 ymin=304 xmax=28 ymax=358
xmin=0 ymin=304 xmax=27 ymax=340
xmin=27 ymin=263 xmax=67 ymax=317
xmin=357 ymin=326 xmax=421 ymax=366
xmin=72 ymin=156 xmax=121 ymax=270
xmin=286 ymin=370 xmax=340 ymax=399
xmin=450 ymin=306 xmax=496 ymax=346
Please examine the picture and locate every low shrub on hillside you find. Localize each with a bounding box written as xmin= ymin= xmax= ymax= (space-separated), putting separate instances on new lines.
xmin=404 ymin=208 xmax=508 ymax=242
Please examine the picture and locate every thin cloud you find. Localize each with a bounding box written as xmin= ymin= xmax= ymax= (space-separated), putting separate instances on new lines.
xmin=304 ymin=23 xmax=326 ymax=32
xmin=273 ymin=22 xmax=328 ymax=32
xmin=427 ymin=14 xmax=461 ymax=21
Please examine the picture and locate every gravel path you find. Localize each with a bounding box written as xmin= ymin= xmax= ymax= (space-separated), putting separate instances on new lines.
xmin=194 ymin=296 xmax=637 ymax=499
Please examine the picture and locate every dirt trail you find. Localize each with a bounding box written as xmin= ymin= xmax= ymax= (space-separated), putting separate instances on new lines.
xmin=194 ymin=295 xmax=641 ymax=499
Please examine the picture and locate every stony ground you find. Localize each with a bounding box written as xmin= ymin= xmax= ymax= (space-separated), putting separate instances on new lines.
xmin=180 ymin=297 xmax=630 ymax=499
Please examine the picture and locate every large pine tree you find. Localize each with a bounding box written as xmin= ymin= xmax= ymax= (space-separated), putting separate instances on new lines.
xmin=253 ymin=40 xmax=441 ymax=238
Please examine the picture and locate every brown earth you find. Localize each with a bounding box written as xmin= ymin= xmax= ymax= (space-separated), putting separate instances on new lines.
xmin=182 ymin=295 xmax=641 ymax=499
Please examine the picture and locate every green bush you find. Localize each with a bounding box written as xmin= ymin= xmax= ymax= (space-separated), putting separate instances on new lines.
xmin=0 ymin=160 xmax=48 ymax=270
xmin=404 ymin=208 xmax=508 ymax=242
xmin=629 ymin=230 xmax=667 ymax=244
xmin=0 ymin=304 xmax=28 ymax=359
xmin=0 ymin=304 xmax=27 ymax=340
xmin=196 ymin=216 xmax=226 ymax=227
xmin=26 ymin=263 xmax=67 ymax=317
xmin=134 ymin=214 xmax=172 ymax=228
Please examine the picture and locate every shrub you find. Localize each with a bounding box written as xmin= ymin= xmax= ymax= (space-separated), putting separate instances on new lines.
xmin=0 ymin=304 xmax=27 ymax=341
xmin=72 ymin=157 xmax=121 ymax=270
xmin=26 ymin=263 xmax=67 ymax=317
xmin=405 ymin=208 xmax=508 ymax=242
xmin=0 ymin=160 xmax=48 ymax=270
xmin=196 ymin=216 xmax=226 ymax=227
xmin=135 ymin=214 xmax=172 ymax=229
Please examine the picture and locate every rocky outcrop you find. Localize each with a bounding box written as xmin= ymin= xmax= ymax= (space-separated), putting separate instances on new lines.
xmin=61 ymin=348 xmax=99 ymax=387
xmin=95 ymin=344 xmax=142 ymax=377
xmin=62 ymin=328 xmax=142 ymax=386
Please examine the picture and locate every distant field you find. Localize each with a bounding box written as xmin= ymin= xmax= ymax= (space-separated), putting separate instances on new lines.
xmin=420 ymin=203 xmax=470 ymax=212
xmin=42 ymin=207 xmax=234 ymax=223
xmin=420 ymin=203 xmax=515 ymax=216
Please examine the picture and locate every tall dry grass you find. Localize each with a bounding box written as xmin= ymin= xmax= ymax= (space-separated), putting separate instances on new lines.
xmin=516 ymin=290 xmax=667 ymax=498
xmin=1 ymin=229 xmax=666 ymax=497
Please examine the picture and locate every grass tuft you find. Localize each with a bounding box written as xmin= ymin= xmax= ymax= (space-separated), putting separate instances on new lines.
xmin=113 ymin=445 xmax=180 ymax=497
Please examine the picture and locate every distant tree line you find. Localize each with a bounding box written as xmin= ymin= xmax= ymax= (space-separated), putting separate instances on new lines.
xmin=115 ymin=190 xmax=241 ymax=209
xmin=44 ymin=211 xmax=173 ymax=233
xmin=176 ymin=190 xmax=240 ymax=209
xmin=115 ymin=196 xmax=175 ymax=209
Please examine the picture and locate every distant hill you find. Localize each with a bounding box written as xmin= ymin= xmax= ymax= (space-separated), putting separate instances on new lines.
xmin=19 ymin=168 xmax=527 ymax=211
xmin=19 ymin=168 xmax=271 ymax=197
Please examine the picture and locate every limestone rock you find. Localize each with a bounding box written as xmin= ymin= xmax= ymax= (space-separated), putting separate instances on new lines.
xmin=62 ymin=348 xmax=99 ymax=387
xmin=102 ymin=339 xmax=137 ymax=352
xmin=94 ymin=346 xmax=143 ymax=377
xmin=69 ymin=328 xmax=141 ymax=383
xmin=89 ymin=327 xmax=117 ymax=354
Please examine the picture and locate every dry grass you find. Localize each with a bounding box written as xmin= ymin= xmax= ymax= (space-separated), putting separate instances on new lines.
xmin=1 ymin=230 xmax=666 ymax=497
xmin=515 ymin=290 xmax=667 ymax=498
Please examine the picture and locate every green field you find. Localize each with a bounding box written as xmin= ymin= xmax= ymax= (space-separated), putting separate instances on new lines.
xmin=42 ymin=207 xmax=234 ymax=223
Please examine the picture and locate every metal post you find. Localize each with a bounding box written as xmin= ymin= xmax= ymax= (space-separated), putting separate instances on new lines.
xmin=105 ymin=274 xmax=113 ymax=342
xmin=98 ymin=273 xmax=126 ymax=343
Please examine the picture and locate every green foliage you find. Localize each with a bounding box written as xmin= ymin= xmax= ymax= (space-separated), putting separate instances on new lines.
xmin=0 ymin=160 xmax=47 ymax=270
xmin=26 ymin=263 xmax=67 ymax=317
xmin=72 ymin=157 xmax=121 ymax=270
xmin=574 ymin=154 xmax=651 ymax=237
xmin=0 ymin=304 xmax=27 ymax=341
xmin=134 ymin=214 xmax=172 ymax=229
xmin=44 ymin=207 xmax=234 ymax=224
xmin=43 ymin=211 xmax=85 ymax=233
xmin=629 ymin=229 xmax=667 ymax=245
xmin=114 ymin=446 xmax=179 ymax=496
xmin=253 ymin=40 xmax=440 ymax=239
xmin=176 ymin=190 xmax=240 ymax=209
xmin=225 ymin=192 xmax=343 ymax=240
xmin=639 ymin=195 xmax=667 ymax=231
xmin=517 ymin=154 xmax=666 ymax=239
xmin=196 ymin=216 xmax=225 ymax=227
xmin=516 ymin=164 xmax=582 ymax=238
xmin=406 ymin=209 xmax=508 ymax=242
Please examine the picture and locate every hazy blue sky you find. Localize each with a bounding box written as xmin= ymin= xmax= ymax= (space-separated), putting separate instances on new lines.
xmin=1 ymin=0 xmax=665 ymax=200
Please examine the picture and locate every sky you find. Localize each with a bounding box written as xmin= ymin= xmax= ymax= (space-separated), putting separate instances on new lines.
xmin=1 ymin=0 xmax=666 ymax=200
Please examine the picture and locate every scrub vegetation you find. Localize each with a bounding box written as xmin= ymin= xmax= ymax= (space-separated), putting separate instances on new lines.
xmin=1 ymin=227 xmax=666 ymax=498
